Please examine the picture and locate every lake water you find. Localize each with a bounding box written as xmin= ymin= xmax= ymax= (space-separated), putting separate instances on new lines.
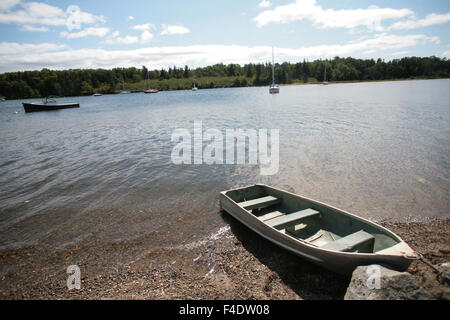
xmin=0 ymin=79 xmax=449 ymax=252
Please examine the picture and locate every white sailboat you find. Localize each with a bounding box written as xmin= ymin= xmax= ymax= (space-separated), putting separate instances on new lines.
xmin=269 ymin=47 xmax=280 ymax=94
xmin=120 ymin=77 xmax=130 ymax=94
xmin=323 ymin=63 xmax=329 ymax=85
xmin=192 ymin=82 xmax=198 ymax=91
xmin=144 ymin=71 xmax=158 ymax=94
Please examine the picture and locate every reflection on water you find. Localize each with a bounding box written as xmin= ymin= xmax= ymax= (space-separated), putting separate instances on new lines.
xmin=0 ymin=79 xmax=449 ymax=251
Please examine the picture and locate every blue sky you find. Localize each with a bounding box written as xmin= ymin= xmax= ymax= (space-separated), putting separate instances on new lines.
xmin=0 ymin=0 xmax=449 ymax=72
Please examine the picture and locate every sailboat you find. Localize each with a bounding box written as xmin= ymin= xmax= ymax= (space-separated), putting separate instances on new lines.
xmin=192 ymin=82 xmax=198 ymax=91
xmin=269 ymin=47 xmax=280 ymax=94
xmin=120 ymin=77 xmax=130 ymax=94
xmin=144 ymin=71 xmax=158 ymax=94
xmin=323 ymin=63 xmax=329 ymax=85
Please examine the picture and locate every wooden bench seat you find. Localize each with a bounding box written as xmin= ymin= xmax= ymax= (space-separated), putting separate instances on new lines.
xmin=266 ymin=208 xmax=320 ymax=229
xmin=320 ymin=230 xmax=375 ymax=252
xmin=257 ymin=211 xmax=284 ymax=222
xmin=238 ymin=196 xmax=281 ymax=210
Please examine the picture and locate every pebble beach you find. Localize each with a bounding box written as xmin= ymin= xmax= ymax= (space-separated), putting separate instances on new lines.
xmin=0 ymin=215 xmax=448 ymax=300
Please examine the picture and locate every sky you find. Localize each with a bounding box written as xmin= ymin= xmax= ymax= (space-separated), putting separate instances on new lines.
xmin=0 ymin=0 xmax=449 ymax=72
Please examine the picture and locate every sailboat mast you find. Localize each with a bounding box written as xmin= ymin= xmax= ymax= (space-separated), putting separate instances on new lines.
xmin=272 ymin=47 xmax=275 ymax=85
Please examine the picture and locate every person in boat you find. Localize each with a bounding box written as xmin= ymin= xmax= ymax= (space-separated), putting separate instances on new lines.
xmin=43 ymin=96 xmax=57 ymax=104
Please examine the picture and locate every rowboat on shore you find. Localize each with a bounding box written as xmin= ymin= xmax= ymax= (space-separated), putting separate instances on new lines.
xmin=220 ymin=184 xmax=419 ymax=275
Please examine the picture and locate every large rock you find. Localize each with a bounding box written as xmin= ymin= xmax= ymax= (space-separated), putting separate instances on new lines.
xmin=419 ymin=262 xmax=450 ymax=300
xmin=344 ymin=264 xmax=434 ymax=300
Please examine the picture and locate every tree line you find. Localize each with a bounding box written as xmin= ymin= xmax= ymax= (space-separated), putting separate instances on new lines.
xmin=0 ymin=56 xmax=449 ymax=99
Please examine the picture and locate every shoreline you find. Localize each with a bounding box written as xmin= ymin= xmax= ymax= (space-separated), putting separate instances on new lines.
xmin=5 ymin=77 xmax=449 ymax=101
xmin=0 ymin=217 xmax=448 ymax=300
xmin=283 ymin=76 xmax=450 ymax=86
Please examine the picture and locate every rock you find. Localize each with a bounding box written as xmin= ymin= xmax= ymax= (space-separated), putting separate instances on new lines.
xmin=419 ymin=262 xmax=450 ymax=300
xmin=344 ymin=264 xmax=434 ymax=300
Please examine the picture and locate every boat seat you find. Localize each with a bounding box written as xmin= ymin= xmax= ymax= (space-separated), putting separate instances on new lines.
xmin=257 ymin=211 xmax=284 ymax=222
xmin=320 ymin=230 xmax=375 ymax=253
xmin=266 ymin=208 xmax=320 ymax=230
xmin=238 ymin=196 xmax=281 ymax=211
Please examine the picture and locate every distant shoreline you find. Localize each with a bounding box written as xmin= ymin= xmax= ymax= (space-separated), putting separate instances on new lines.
xmin=1 ymin=56 xmax=448 ymax=100
xmin=282 ymin=76 xmax=450 ymax=86
xmin=5 ymin=77 xmax=449 ymax=101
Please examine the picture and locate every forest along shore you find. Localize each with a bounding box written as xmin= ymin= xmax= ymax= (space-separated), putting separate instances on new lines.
xmin=0 ymin=217 xmax=448 ymax=300
xmin=1 ymin=56 xmax=448 ymax=99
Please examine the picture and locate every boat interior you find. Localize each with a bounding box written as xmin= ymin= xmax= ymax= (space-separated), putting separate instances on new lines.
xmin=224 ymin=185 xmax=401 ymax=254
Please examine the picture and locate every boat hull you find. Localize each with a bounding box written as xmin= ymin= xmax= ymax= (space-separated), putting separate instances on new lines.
xmin=220 ymin=184 xmax=417 ymax=276
xmin=144 ymin=89 xmax=159 ymax=94
xmin=269 ymin=86 xmax=280 ymax=94
xmin=23 ymin=102 xmax=80 ymax=113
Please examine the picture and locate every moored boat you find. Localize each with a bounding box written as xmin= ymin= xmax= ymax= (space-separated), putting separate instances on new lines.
xmin=23 ymin=96 xmax=79 ymax=113
xmin=269 ymin=47 xmax=280 ymax=94
xmin=23 ymin=102 xmax=80 ymax=113
xmin=220 ymin=184 xmax=419 ymax=275
xmin=143 ymin=70 xmax=159 ymax=94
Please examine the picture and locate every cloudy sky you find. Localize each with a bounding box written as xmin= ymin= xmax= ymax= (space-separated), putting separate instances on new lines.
xmin=0 ymin=0 xmax=449 ymax=72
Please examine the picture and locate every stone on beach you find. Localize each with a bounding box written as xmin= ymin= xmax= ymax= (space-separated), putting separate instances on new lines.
xmin=419 ymin=262 xmax=450 ymax=300
xmin=344 ymin=264 xmax=434 ymax=300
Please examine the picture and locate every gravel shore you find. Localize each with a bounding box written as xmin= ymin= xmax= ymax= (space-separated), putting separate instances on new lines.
xmin=0 ymin=215 xmax=448 ymax=300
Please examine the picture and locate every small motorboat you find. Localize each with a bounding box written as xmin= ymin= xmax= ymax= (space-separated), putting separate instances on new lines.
xmin=93 ymin=93 xmax=102 ymax=96
xmin=23 ymin=97 xmax=79 ymax=113
xmin=220 ymin=184 xmax=419 ymax=275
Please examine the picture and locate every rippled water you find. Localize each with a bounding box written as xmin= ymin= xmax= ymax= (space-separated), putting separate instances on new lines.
xmin=0 ymin=79 xmax=449 ymax=251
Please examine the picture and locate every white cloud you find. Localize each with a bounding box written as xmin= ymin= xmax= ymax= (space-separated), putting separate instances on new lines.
xmin=103 ymin=24 xmax=154 ymax=45
xmin=110 ymin=31 xmax=120 ymax=38
xmin=0 ymin=0 xmax=20 ymax=11
xmin=128 ymin=16 xmax=134 ymax=20
xmin=60 ymin=27 xmax=110 ymax=39
xmin=442 ymin=50 xmax=450 ymax=58
xmin=388 ymin=13 xmax=450 ymax=30
xmin=104 ymin=35 xmax=139 ymax=45
xmin=21 ymin=25 xmax=49 ymax=32
xmin=258 ymin=1 xmax=272 ymax=9
xmin=140 ymin=30 xmax=153 ymax=43
xmin=0 ymin=42 xmax=66 ymax=55
xmin=132 ymin=23 xmax=154 ymax=31
xmin=0 ymin=1 xmax=105 ymax=27
xmin=253 ymin=0 xmax=413 ymax=30
xmin=0 ymin=33 xmax=439 ymax=72
xmin=160 ymin=24 xmax=190 ymax=35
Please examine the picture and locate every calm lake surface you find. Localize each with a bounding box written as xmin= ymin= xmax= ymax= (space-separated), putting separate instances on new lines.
xmin=0 ymin=79 xmax=449 ymax=251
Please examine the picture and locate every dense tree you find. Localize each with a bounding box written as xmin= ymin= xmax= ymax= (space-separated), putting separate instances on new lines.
xmin=0 ymin=56 xmax=448 ymax=99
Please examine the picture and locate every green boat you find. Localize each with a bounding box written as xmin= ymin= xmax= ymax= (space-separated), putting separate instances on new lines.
xmin=220 ymin=184 xmax=419 ymax=275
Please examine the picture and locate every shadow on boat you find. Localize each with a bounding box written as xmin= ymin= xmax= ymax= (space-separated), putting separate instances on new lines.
xmin=219 ymin=210 xmax=351 ymax=300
